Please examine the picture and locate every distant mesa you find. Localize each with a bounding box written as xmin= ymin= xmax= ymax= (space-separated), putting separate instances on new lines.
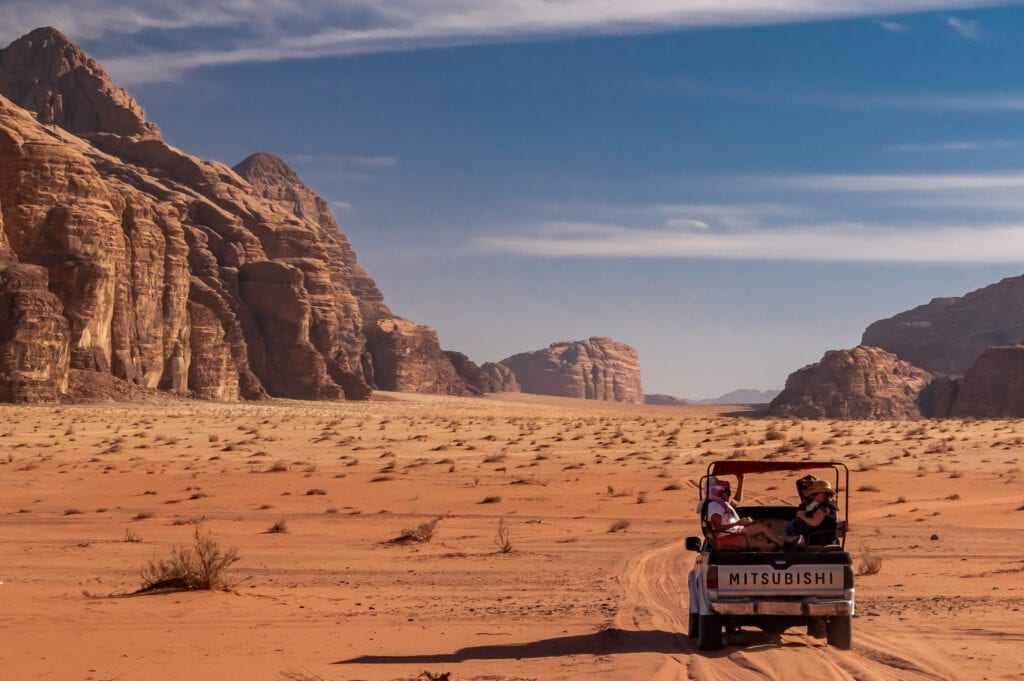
xmin=498 ymin=337 xmax=644 ymax=404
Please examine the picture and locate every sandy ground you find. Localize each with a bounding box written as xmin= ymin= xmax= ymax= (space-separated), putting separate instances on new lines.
xmin=1 ymin=391 xmax=1022 ymax=681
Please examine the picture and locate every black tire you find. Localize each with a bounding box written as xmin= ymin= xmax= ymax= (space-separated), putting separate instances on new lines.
xmin=807 ymin=618 xmax=827 ymax=638
xmin=826 ymin=615 xmax=852 ymax=650
xmin=697 ymin=614 xmax=723 ymax=651
xmin=688 ymin=612 xmax=699 ymax=639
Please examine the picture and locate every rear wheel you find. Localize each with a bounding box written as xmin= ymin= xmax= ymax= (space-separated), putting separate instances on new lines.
xmin=697 ymin=614 xmax=723 ymax=651
xmin=688 ymin=612 xmax=699 ymax=639
xmin=826 ymin=615 xmax=852 ymax=650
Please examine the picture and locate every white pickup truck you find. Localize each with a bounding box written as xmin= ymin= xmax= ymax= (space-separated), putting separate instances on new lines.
xmin=686 ymin=460 xmax=854 ymax=651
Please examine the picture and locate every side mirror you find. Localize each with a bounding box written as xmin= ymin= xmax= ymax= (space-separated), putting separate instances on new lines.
xmin=685 ymin=536 xmax=702 ymax=552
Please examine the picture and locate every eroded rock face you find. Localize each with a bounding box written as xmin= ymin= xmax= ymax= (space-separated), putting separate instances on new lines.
xmin=499 ymin=337 xmax=643 ymax=403
xmin=862 ymin=274 xmax=1024 ymax=376
xmin=768 ymin=346 xmax=934 ymax=419
xmin=364 ymin=319 xmax=470 ymax=395
xmin=0 ymin=28 xmax=385 ymax=401
xmin=444 ymin=352 xmax=522 ymax=394
xmin=949 ymin=345 xmax=1024 ymax=417
xmin=0 ymin=263 xmax=70 ymax=402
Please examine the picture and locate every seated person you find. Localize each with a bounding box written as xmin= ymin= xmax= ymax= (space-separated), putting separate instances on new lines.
xmin=705 ymin=479 xmax=788 ymax=551
xmin=785 ymin=479 xmax=838 ymax=544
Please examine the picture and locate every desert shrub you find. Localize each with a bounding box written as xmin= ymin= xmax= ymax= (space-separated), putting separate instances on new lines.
xmin=495 ymin=518 xmax=513 ymax=553
xmin=479 ymin=495 xmax=502 ymax=504
xmin=268 ymin=519 xmax=288 ymax=533
xmin=139 ymin=527 xmax=240 ymax=592
xmin=305 ymin=488 xmax=327 ymax=496
xmin=662 ymin=483 xmax=682 ymax=491
xmin=392 ymin=517 xmax=443 ymax=544
xmin=636 ymin=491 xmax=648 ymax=504
xmin=123 ymin=528 xmax=142 ymax=543
xmin=764 ymin=428 xmax=785 ymax=441
xmin=857 ymin=484 xmax=880 ymax=492
xmin=266 ymin=460 xmax=289 ymax=473
xmin=608 ymin=519 xmax=630 ymax=533
xmin=857 ymin=545 xmax=883 ymax=576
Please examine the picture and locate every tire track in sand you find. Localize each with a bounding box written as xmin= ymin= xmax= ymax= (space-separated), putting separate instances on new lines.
xmin=615 ymin=540 xmax=959 ymax=681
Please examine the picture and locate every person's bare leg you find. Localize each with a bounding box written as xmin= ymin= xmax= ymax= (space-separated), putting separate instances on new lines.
xmin=744 ymin=523 xmax=784 ymax=549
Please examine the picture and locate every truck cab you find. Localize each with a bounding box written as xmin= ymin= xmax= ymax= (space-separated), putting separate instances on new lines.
xmin=686 ymin=460 xmax=854 ymax=650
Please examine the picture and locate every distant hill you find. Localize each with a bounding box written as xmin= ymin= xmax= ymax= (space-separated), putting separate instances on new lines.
xmin=693 ymin=389 xmax=780 ymax=404
xmin=644 ymin=394 xmax=688 ymax=406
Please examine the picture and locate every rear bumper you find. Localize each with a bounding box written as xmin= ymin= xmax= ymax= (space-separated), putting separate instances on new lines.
xmin=710 ymin=594 xmax=854 ymax=617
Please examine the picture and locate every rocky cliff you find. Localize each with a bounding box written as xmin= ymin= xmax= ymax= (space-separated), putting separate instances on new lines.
xmin=0 ymin=27 xmax=465 ymax=402
xmin=767 ymin=346 xmax=935 ymax=419
xmin=948 ymin=345 xmax=1024 ymax=417
xmin=499 ymin=337 xmax=643 ymax=403
xmin=862 ymin=274 xmax=1024 ymax=376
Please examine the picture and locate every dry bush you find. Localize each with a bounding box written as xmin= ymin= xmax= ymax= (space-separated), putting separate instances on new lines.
xmin=268 ymin=519 xmax=288 ymax=533
xmin=636 ymin=491 xmax=648 ymax=504
xmin=857 ymin=484 xmax=880 ymax=492
xmin=266 ymin=460 xmax=289 ymax=473
xmin=479 ymin=495 xmax=502 ymax=504
xmin=305 ymin=488 xmax=327 ymax=496
xmin=138 ymin=527 xmax=240 ymax=592
xmin=857 ymin=545 xmax=883 ymax=575
xmin=608 ymin=519 xmax=630 ymax=533
xmin=495 ymin=518 xmax=513 ymax=553
xmin=662 ymin=482 xmax=682 ymax=491
xmin=123 ymin=528 xmax=142 ymax=543
xmin=392 ymin=517 xmax=443 ymax=544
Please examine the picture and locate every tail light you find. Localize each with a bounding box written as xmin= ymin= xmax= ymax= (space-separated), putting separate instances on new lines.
xmin=707 ymin=566 xmax=719 ymax=590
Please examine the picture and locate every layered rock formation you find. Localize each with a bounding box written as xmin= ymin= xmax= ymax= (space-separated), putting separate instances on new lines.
xmin=444 ymin=351 xmax=521 ymax=394
xmin=499 ymin=337 xmax=643 ymax=403
xmin=0 ymin=27 xmax=467 ymax=402
xmin=234 ymin=152 xmax=469 ymax=396
xmin=862 ymin=274 xmax=1024 ymax=376
xmin=949 ymin=345 xmax=1024 ymax=417
xmin=767 ymin=346 xmax=935 ymax=419
xmin=362 ymin=319 xmax=469 ymax=395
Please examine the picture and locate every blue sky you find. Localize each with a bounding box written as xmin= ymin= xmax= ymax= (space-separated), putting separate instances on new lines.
xmin=4 ymin=1 xmax=1024 ymax=397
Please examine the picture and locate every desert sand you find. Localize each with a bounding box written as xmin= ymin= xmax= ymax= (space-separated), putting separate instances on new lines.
xmin=1 ymin=392 xmax=1022 ymax=681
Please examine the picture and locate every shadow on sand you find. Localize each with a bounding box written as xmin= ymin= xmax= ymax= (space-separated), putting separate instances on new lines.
xmin=334 ymin=627 xmax=692 ymax=665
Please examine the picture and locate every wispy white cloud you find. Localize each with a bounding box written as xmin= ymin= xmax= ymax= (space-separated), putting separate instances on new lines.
xmin=478 ymin=220 xmax=1024 ymax=263
xmin=878 ymin=20 xmax=909 ymax=32
xmin=885 ymin=139 xmax=1021 ymax=152
xmin=0 ymin=1 xmax=1011 ymax=84
xmin=764 ymin=172 xmax=1024 ymax=192
xmin=330 ymin=200 xmax=353 ymax=211
xmin=946 ymin=15 xmax=984 ymax=39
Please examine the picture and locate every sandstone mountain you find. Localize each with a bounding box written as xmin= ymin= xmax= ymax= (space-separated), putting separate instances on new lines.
xmin=233 ymin=152 xmax=471 ymax=396
xmin=767 ymin=346 xmax=935 ymax=419
xmin=862 ymin=274 xmax=1024 ymax=377
xmin=499 ymin=337 xmax=643 ymax=403
xmin=948 ymin=345 xmax=1024 ymax=418
xmin=0 ymin=27 xmax=470 ymax=402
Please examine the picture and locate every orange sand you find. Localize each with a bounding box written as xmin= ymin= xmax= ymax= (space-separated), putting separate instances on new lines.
xmin=1 ymin=392 xmax=1021 ymax=681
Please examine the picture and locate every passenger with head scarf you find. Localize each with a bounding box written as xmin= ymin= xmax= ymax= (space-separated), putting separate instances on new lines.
xmin=705 ymin=478 xmax=788 ymax=551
